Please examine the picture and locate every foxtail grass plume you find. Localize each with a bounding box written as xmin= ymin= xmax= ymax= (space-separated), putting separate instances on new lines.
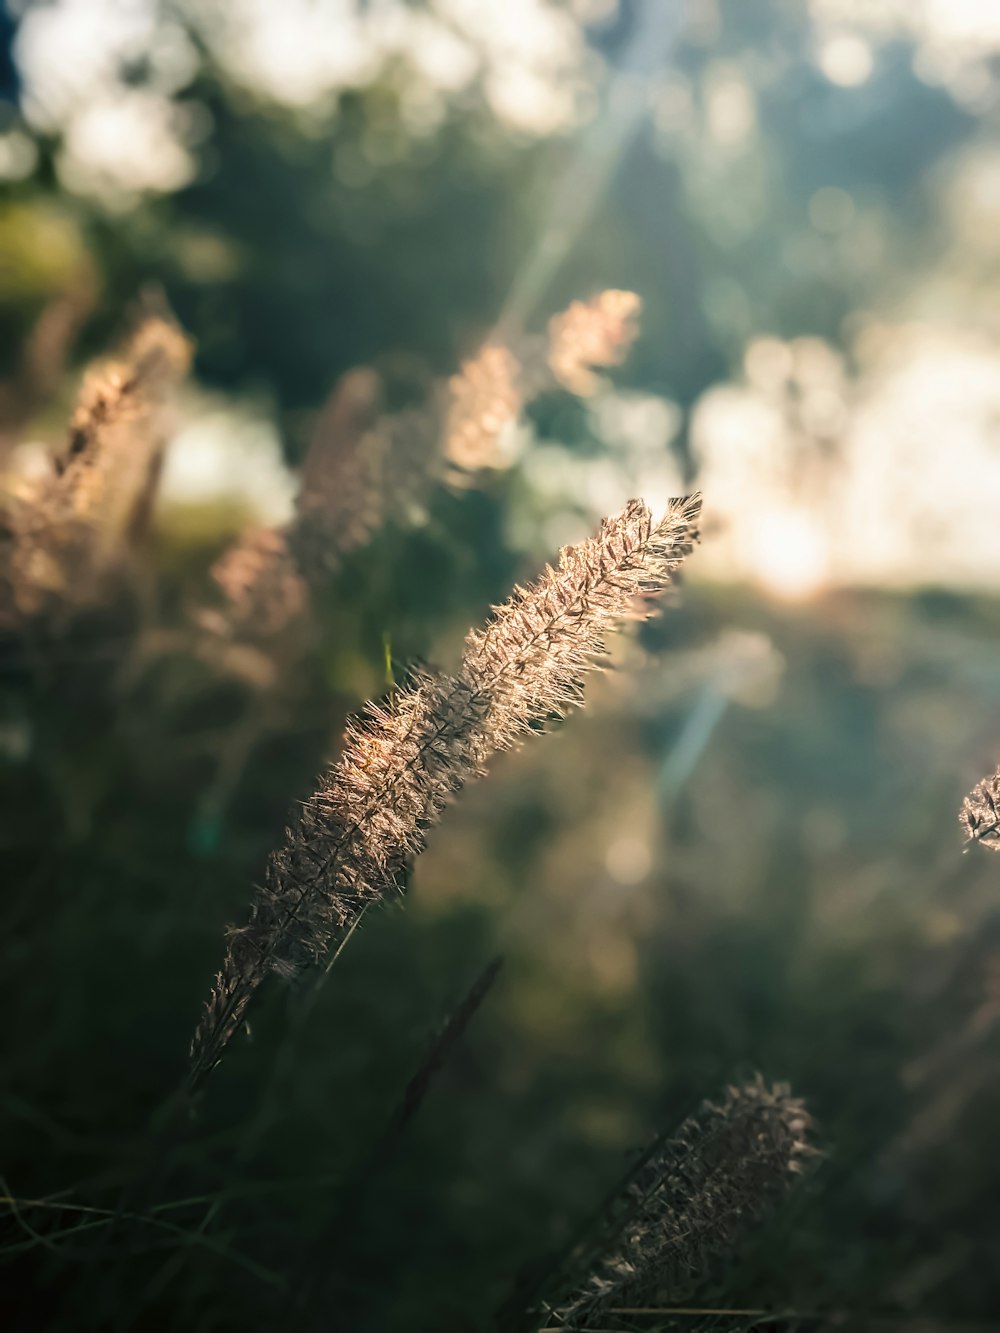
xmin=287 ymin=366 xmax=387 ymax=583
xmin=547 ymin=1077 xmax=814 ymax=1331
xmin=444 ymin=290 xmax=642 ymax=474
xmin=190 ymin=495 xmax=701 ymax=1081
xmin=445 ymin=344 xmax=522 ymax=474
xmin=960 ymin=768 xmax=1000 ymax=851
xmin=200 ymin=368 xmax=381 ymax=642
xmin=547 ymin=288 xmax=642 ymax=398
xmin=206 ymin=526 xmax=310 ymax=640
xmin=3 ymin=315 xmax=190 ymax=619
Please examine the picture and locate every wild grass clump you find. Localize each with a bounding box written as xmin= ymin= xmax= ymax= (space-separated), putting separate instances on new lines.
xmin=201 ymin=290 xmax=643 ymax=646
xmin=2 ymin=294 xmax=849 ymax=1333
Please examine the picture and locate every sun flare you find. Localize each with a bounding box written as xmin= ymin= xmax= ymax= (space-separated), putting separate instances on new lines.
xmin=747 ymin=506 xmax=829 ymax=600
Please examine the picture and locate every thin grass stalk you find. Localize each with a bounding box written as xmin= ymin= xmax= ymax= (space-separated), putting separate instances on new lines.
xmin=289 ymin=955 xmax=503 ymax=1320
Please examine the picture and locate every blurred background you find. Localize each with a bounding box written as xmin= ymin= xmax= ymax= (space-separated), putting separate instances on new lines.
xmin=2 ymin=1 xmax=1000 ymax=1329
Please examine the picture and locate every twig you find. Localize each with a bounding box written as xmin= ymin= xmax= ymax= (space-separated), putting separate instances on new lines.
xmin=290 ymin=955 xmax=503 ymax=1320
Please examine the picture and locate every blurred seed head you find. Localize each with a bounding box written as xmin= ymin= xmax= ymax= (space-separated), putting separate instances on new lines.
xmin=960 ymin=768 xmax=1000 ymax=851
